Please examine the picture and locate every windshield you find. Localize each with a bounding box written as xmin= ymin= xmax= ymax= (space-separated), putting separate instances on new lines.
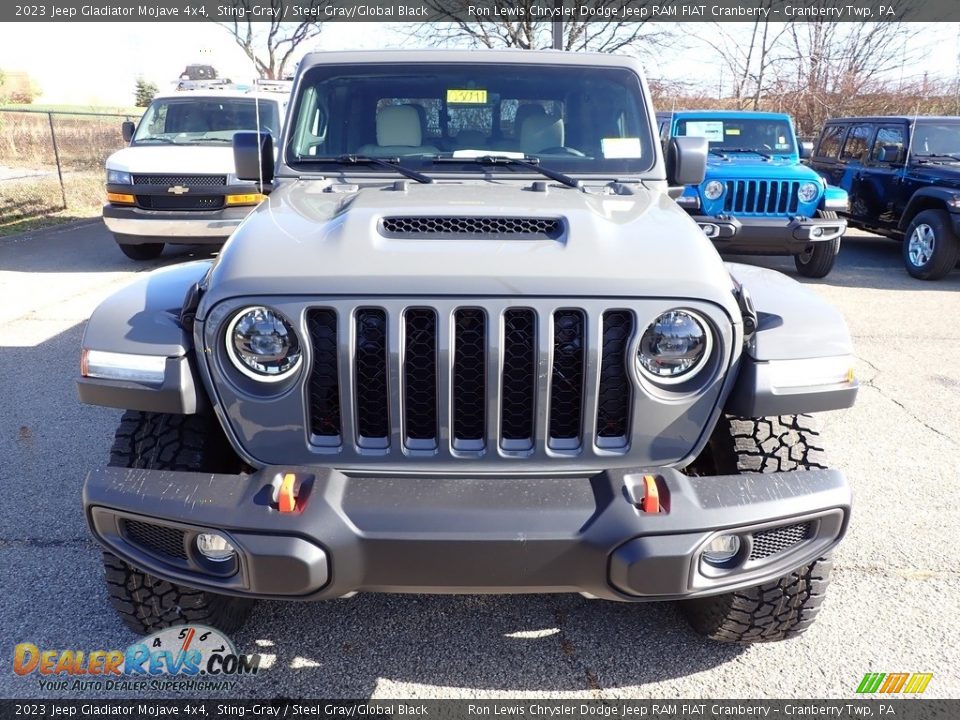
xmin=285 ymin=63 xmax=655 ymax=175
xmin=911 ymin=121 xmax=960 ymax=159
xmin=133 ymin=97 xmax=281 ymax=146
xmin=674 ymin=116 xmax=796 ymax=155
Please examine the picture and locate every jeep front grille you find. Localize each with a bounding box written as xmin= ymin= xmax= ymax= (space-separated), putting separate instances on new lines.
xmin=132 ymin=174 xmax=227 ymax=187
xmin=722 ymin=180 xmax=799 ymax=216
xmin=305 ymin=303 xmax=638 ymax=455
xmin=380 ymin=216 xmax=563 ymax=239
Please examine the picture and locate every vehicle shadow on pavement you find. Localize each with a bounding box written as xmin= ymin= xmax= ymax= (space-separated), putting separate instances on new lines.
xmin=724 ymin=233 xmax=960 ymax=291
xmin=0 ymin=219 xmax=217 ymax=274
xmin=234 ymin=594 xmax=747 ymax=696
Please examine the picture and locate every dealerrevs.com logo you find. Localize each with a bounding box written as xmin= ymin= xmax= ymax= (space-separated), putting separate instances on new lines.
xmin=13 ymin=625 xmax=261 ymax=692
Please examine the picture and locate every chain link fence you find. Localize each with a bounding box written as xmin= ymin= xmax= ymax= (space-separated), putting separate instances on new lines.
xmin=0 ymin=109 xmax=141 ymax=226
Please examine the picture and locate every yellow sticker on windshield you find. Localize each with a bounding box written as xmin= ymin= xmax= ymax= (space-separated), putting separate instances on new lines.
xmin=447 ymin=89 xmax=488 ymax=104
xmin=726 ymin=128 xmax=741 ymax=135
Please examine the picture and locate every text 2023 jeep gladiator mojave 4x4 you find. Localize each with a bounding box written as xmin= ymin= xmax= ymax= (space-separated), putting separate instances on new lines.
xmin=78 ymin=50 xmax=858 ymax=644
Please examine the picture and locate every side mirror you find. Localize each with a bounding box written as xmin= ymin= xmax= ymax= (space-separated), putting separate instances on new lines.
xmin=233 ymin=132 xmax=275 ymax=183
xmin=667 ymin=136 xmax=707 ymax=187
xmin=878 ymin=145 xmax=903 ymax=164
xmin=122 ymin=121 xmax=135 ymax=143
xmin=799 ymin=141 xmax=814 ymax=159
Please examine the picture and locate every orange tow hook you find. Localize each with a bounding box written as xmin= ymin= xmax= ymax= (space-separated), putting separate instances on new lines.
xmin=276 ymin=473 xmax=298 ymax=513
xmin=641 ymin=474 xmax=660 ymax=514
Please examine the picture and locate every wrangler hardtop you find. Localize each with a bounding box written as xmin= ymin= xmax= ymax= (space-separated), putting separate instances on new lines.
xmin=810 ymin=115 xmax=960 ymax=280
xmin=79 ymin=50 xmax=857 ymax=644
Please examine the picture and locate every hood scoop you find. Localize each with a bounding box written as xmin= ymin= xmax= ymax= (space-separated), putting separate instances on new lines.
xmin=379 ymin=216 xmax=564 ymax=240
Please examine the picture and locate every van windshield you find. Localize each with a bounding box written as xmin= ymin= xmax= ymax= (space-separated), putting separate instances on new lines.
xmin=285 ymin=63 xmax=655 ymax=176
xmin=133 ymin=97 xmax=280 ymax=146
xmin=675 ymin=117 xmax=796 ymax=155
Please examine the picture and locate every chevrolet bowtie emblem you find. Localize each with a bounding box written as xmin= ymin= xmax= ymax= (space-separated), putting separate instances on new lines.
xmin=167 ymin=185 xmax=190 ymax=195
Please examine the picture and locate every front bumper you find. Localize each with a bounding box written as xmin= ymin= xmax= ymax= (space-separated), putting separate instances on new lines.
xmin=693 ymin=215 xmax=847 ymax=255
xmin=84 ymin=465 xmax=850 ymax=602
xmin=102 ymin=203 xmax=251 ymax=243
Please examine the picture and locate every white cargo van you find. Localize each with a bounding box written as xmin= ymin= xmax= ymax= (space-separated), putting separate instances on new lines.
xmin=103 ymin=83 xmax=288 ymax=260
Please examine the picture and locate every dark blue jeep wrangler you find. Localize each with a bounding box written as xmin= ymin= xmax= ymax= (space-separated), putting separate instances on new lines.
xmin=809 ymin=115 xmax=960 ymax=280
xmin=661 ymin=111 xmax=849 ymax=278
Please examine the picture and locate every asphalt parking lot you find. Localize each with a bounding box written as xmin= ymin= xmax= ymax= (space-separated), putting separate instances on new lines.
xmin=1 ymin=221 xmax=958 ymax=700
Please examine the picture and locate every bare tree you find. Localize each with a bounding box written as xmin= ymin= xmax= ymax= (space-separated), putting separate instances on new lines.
xmin=218 ymin=1 xmax=326 ymax=79
xmin=692 ymin=15 xmax=792 ymax=108
xmin=773 ymin=8 xmax=920 ymax=134
xmin=404 ymin=0 xmax=675 ymax=57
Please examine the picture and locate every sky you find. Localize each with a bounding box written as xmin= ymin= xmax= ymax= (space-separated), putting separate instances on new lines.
xmin=0 ymin=21 xmax=957 ymax=107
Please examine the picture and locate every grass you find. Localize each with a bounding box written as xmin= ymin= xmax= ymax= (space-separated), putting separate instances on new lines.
xmin=0 ymin=171 xmax=102 ymax=237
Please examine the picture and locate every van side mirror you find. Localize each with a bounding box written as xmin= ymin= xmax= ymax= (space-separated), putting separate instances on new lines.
xmin=234 ymin=132 xmax=275 ymax=183
xmin=799 ymin=141 xmax=814 ymax=159
xmin=122 ymin=121 xmax=135 ymax=143
xmin=667 ymin=136 xmax=707 ymax=187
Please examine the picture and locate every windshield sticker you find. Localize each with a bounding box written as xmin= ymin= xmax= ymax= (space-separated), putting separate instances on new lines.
xmin=601 ymin=137 xmax=643 ymax=159
xmin=685 ymin=121 xmax=724 ymax=142
xmin=776 ymin=143 xmax=790 ymax=150
xmin=725 ymin=128 xmax=741 ymax=136
xmin=447 ymin=89 xmax=488 ymax=104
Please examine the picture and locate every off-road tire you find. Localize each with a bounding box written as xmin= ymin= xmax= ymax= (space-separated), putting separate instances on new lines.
xmin=680 ymin=414 xmax=833 ymax=643
xmin=103 ymin=411 xmax=253 ymax=634
xmin=794 ymin=210 xmax=841 ymax=279
xmin=117 ymin=241 xmax=164 ymax=261
xmin=902 ymin=209 xmax=959 ymax=280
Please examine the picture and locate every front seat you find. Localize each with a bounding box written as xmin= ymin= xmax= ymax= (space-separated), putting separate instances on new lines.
xmin=520 ymin=113 xmax=564 ymax=155
xmin=358 ymin=105 xmax=439 ymax=157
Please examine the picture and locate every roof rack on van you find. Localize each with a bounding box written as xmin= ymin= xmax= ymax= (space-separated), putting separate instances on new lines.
xmin=175 ymin=78 xmax=233 ymax=92
xmin=253 ymin=79 xmax=294 ymax=94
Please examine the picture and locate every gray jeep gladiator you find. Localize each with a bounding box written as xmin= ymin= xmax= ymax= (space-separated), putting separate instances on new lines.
xmin=78 ymin=50 xmax=858 ymax=644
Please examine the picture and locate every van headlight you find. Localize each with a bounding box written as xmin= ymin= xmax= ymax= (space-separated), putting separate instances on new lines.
xmin=106 ymin=169 xmax=132 ymax=185
xmin=637 ymin=310 xmax=712 ymax=383
xmin=225 ymin=306 xmax=302 ymax=381
xmin=798 ymin=182 xmax=819 ymax=203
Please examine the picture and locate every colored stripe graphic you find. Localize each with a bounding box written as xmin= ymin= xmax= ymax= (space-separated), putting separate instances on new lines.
xmin=857 ymin=673 xmax=932 ymax=694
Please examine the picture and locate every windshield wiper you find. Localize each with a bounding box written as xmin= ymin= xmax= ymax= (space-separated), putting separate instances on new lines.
xmin=303 ymin=155 xmax=433 ymax=184
xmin=718 ymin=147 xmax=773 ymax=159
xmin=709 ymin=148 xmax=728 ymax=158
xmin=432 ymin=154 xmax=580 ymax=189
xmin=135 ymin=137 xmax=174 ymax=144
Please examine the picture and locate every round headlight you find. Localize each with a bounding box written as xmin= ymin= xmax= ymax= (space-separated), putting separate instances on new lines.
xmin=225 ymin=306 xmax=302 ymax=381
xmin=798 ymin=181 xmax=819 ymax=203
xmin=703 ymin=180 xmax=725 ymax=200
xmin=637 ymin=310 xmax=712 ymax=383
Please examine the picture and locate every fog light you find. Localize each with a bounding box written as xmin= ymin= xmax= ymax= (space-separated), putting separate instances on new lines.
xmin=196 ymin=532 xmax=236 ymax=562
xmin=811 ymin=226 xmax=823 ymax=238
xmin=702 ymin=534 xmax=741 ymax=565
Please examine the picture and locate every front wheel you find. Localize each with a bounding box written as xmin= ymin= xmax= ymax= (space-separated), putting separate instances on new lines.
xmin=102 ymin=411 xmax=253 ymax=634
xmin=680 ymin=414 xmax=834 ymax=642
xmin=794 ymin=210 xmax=841 ymax=278
xmin=902 ymin=209 xmax=960 ymax=280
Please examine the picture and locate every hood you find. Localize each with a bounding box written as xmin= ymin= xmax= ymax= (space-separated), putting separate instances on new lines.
xmin=200 ymin=179 xmax=737 ymax=313
xmin=105 ymin=145 xmax=238 ymax=174
xmin=910 ymin=163 xmax=960 ymax=186
xmin=704 ymin=156 xmax=821 ymax=183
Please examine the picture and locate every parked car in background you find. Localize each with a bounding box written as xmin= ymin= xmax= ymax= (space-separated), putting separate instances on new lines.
xmin=809 ymin=115 xmax=960 ymax=280
xmin=665 ymin=110 xmax=849 ymax=278
xmin=102 ymin=82 xmax=289 ymax=260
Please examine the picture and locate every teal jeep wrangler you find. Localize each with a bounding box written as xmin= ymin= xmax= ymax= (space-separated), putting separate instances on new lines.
xmin=660 ymin=111 xmax=849 ymax=278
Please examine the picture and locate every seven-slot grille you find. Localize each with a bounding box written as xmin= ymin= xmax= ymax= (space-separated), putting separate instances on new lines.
xmin=306 ymin=305 xmax=636 ymax=454
xmin=721 ymin=180 xmax=800 ymax=216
